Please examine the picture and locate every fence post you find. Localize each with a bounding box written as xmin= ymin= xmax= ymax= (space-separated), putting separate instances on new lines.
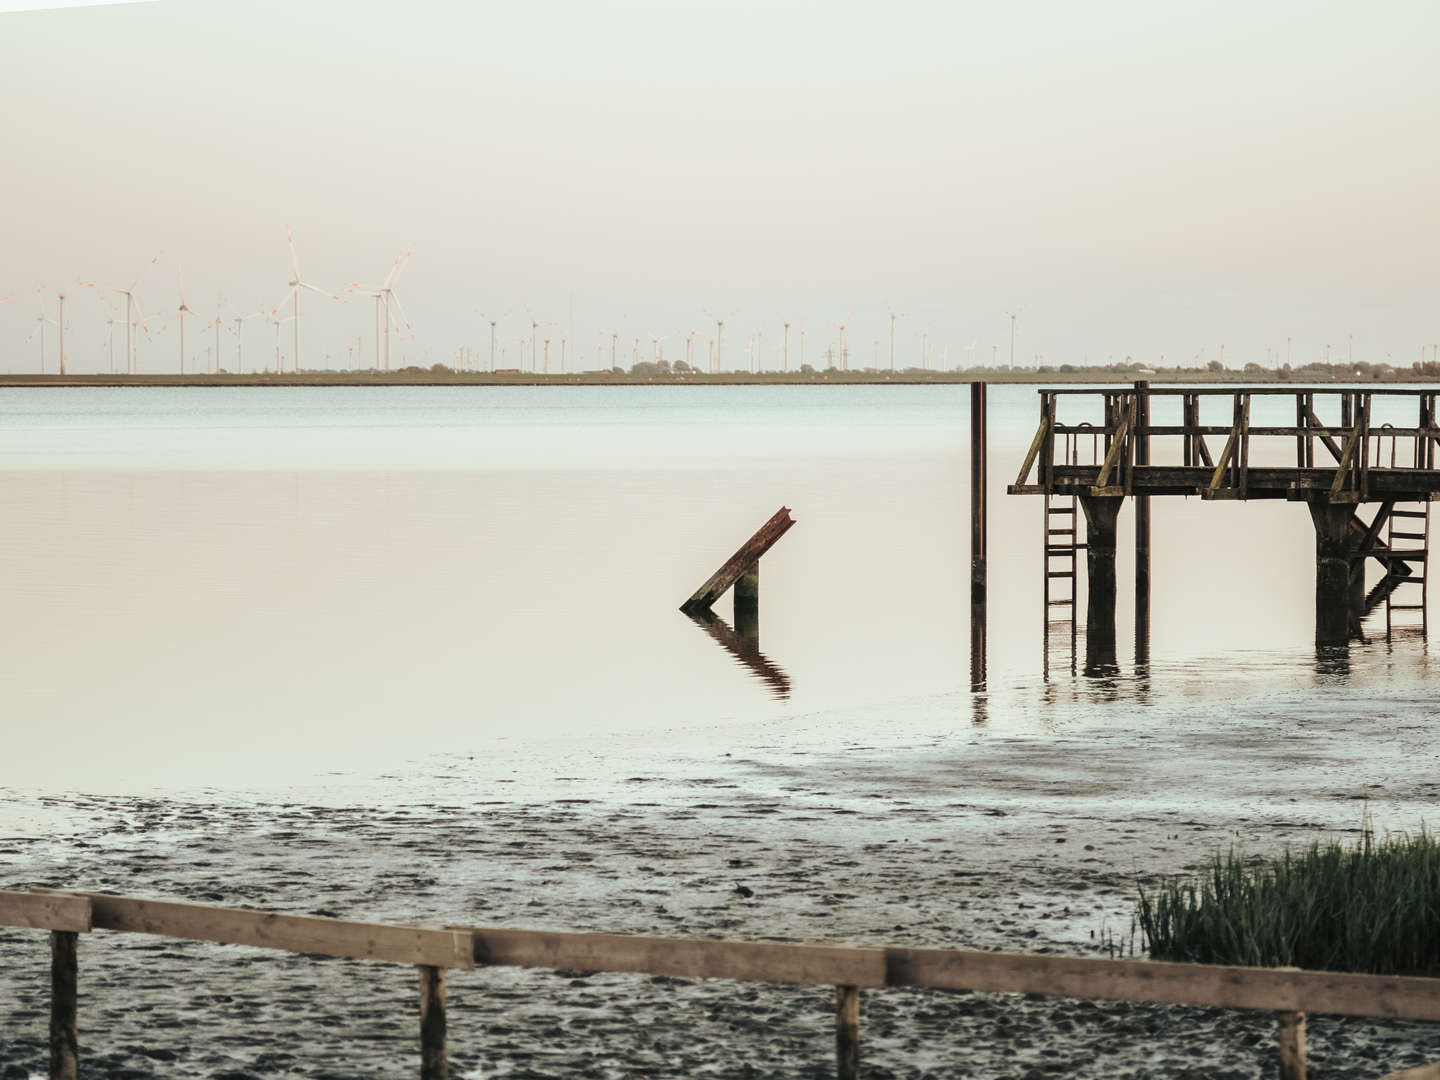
xmin=420 ymin=965 xmax=447 ymax=1080
xmin=836 ymin=984 xmax=859 ymax=1080
xmin=50 ymin=930 xmax=78 ymax=1080
xmin=1278 ymin=1010 xmax=1307 ymax=1080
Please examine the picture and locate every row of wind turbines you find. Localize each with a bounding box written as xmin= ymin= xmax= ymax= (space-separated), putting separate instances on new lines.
xmin=448 ymin=306 xmax=959 ymax=376
xmin=3 ymin=232 xmax=414 ymax=376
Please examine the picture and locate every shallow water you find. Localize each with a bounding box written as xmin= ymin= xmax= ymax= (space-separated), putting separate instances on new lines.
xmin=2 ymin=385 xmax=1438 ymax=1078
xmin=0 ymin=384 xmax=1430 ymax=800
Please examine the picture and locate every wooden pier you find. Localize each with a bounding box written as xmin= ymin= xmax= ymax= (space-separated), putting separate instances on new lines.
xmin=1008 ymin=387 xmax=1439 ymax=667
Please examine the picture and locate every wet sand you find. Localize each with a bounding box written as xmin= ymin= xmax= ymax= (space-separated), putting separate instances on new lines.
xmin=3 ymin=678 xmax=1439 ymax=1079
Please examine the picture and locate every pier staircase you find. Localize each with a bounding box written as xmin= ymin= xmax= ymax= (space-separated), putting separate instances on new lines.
xmin=1384 ymin=503 xmax=1429 ymax=637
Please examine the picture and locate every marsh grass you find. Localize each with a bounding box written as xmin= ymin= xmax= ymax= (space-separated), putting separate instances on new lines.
xmin=1136 ymin=827 xmax=1440 ymax=975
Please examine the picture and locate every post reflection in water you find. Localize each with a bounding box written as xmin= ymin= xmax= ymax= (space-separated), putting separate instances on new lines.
xmin=684 ymin=607 xmax=792 ymax=701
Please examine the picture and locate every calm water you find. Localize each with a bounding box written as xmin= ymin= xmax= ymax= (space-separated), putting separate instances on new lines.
xmin=0 ymin=385 xmax=1433 ymax=801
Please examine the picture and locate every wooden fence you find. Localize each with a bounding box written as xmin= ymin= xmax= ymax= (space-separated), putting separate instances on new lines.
xmin=3 ymin=888 xmax=1438 ymax=1080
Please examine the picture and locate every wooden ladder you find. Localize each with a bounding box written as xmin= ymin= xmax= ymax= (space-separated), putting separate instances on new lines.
xmin=1043 ymin=493 xmax=1082 ymax=674
xmin=1386 ymin=503 xmax=1430 ymax=638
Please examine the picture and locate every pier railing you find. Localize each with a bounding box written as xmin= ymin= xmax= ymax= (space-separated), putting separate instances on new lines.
xmin=3 ymin=888 xmax=1439 ymax=1080
xmin=1010 ymin=387 xmax=1440 ymax=502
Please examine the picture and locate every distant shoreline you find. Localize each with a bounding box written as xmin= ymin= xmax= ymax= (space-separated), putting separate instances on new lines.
xmin=2 ymin=368 xmax=1437 ymax=388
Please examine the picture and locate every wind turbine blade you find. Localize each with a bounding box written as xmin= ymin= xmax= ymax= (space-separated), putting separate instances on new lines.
xmin=383 ymin=250 xmax=413 ymax=290
xmin=388 ymin=290 xmax=411 ymax=329
xmin=177 ymin=267 xmax=188 ymax=309
xmin=299 ymin=281 xmax=339 ymax=300
xmin=287 ymin=228 xmax=301 ymax=280
xmin=275 ymin=285 xmax=298 ymax=312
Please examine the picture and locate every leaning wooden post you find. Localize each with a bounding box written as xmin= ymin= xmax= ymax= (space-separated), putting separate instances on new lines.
xmin=680 ymin=507 xmax=795 ymax=616
xmin=1277 ymin=1010 xmax=1307 ymax=1080
xmin=419 ymin=965 xmax=447 ymax=1080
xmin=970 ymin=381 xmax=987 ymax=691
xmin=835 ymin=984 xmax=859 ymax=1080
xmin=50 ymin=930 xmax=78 ymax=1080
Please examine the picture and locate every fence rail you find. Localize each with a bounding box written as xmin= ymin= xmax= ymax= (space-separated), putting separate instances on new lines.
xmin=3 ymin=888 xmax=1438 ymax=1080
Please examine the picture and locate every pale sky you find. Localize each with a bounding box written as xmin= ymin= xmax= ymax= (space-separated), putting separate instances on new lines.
xmin=1 ymin=0 xmax=1437 ymax=373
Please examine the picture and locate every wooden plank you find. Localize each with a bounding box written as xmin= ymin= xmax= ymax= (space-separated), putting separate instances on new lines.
xmin=881 ymin=948 xmax=1440 ymax=1020
xmin=679 ymin=506 xmax=795 ymax=615
xmin=471 ymin=929 xmax=887 ymax=988
xmin=419 ymin=966 xmax=447 ymax=1080
xmin=835 ymin=985 xmax=860 ymax=1080
xmin=1207 ymin=427 xmax=1239 ymax=496
xmin=1094 ymin=410 xmax=1130 ymax=489
xmin=1013 ymin=413 xmax=1051 ymax=487
xmin=1381 ymin=1063 xmax=1440 ymax=1080
xmin=78 ymin=893 xmax=474 ymax=969
xmin=0 ymin=891 xmax=92 ymax=933
xmin=50 ymin=931 xmax=78 ymax=1080
xmin=1278 ymin=1009 xmax=1307 ymax=1080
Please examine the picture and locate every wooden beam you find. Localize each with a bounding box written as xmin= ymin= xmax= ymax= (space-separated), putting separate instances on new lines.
xmin=74 ymin=893 xmax=474 ymax=969
xmin=679 ymin=507 xmax=795 ymax=615
xmin=1381 ymin=1063 xmax=1440 ymax=1080
xmin=1093 ymin=410 xmax=1130 ymax=490
xmin=881 ymin=948 xmax=1440 ymax=1020
xmin=0 ymin=891 xmax=91 ymax=933
xmin=1013 ymin=413 xmax=1051 ymax=487
xmin=471 ymin=929 xmax=888 ymax=988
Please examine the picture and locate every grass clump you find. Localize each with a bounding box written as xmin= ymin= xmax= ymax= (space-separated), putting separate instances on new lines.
xmin=1136 ymin=827 xmax=1440 ymax=976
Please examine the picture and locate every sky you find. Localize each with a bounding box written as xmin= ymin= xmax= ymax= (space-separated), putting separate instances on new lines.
xmin=1 ymin=0 xmax=1437 ymax=374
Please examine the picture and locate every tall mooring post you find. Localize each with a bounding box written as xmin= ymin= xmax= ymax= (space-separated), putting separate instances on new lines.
xmin=1133 ymin=380 xmax=1151 ymax=665
xmin=1079 ymin=495 xmax=1122 ymax=674
xmin=970 ymin=382 xmax=987 ymax=690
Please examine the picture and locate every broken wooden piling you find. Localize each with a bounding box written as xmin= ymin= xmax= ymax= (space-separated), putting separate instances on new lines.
xmin=680 ymin=506 xmax=795 ymax=616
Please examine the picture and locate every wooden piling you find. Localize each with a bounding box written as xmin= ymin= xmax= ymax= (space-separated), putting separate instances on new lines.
xmin=971 ymin=382 xmax=987 ymax=690
xmin=49 ymin=930 xmax=78 ymax=1080
xmin=734 ymin=565 xmax=759 ymax=645
xmin=1133 ymin=381 xmax=1151 ymax=665
xmin=680 ymin=507 xmax=794 ymax=615
xmin=1079 ymin=495 xmax=1123 ymax=675
xmin=1277 ymin=1010 xmax=1307 ymax=1080
xmin=1309 ymin=497 xmax=1356 ymax=646
xmin=419 ymin=965 xmax=447 ymax=1080
xmin=835 ymin=984 xmax=859 ymax=1080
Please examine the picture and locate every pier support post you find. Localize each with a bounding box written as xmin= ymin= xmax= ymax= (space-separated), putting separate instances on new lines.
xmin=835 ymin=984 xmax=859 ymax=1080
xmin=971 ymin=382 xmax=987 ymax=691
xmin=50 ymin=930 xmax=78 ymax=1080
xmin=419 ymin=965 xmax=447 ymax=1080
xmin=1079 ymin=495 xmax=1123 ymax=674
xmin=734 ymin=565 xmax=759 ymax=645
xmin=1308 ymin=497 xmax=1358 ymax=646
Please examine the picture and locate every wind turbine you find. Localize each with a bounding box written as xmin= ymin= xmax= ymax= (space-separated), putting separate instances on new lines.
xmin=831 ymin=315 xmax=853 ymax=371
xmin=704 ymin=308 xmax=737 ymax=373
xmin=26 ymin=303 xmax=56 ymax=373
xmin=98 ymin=296 xmax=118 ymax=373
xmin=275 ymin=229 xmax=342 ymax=373
xmin=84 ymin=252 xmax=162 ymax=375
xmin=157 ymin=267 xmax=199 ymax=375
xmin=888 ymin=307 xmax=905 ymax=371
xmin=478 ymin=311 xmax=508 ymax=371
xmin=38 ymin=284 xmax=69 ymax=376
xmin=1004 ymin=309 xmax=1022 ymax=370
xmin=227 ymin=304 xmax=266 ymax=374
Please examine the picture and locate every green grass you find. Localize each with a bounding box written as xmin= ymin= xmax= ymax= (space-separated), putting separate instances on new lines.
xmin=1135 ymin=828 xmax=1440 ymax=975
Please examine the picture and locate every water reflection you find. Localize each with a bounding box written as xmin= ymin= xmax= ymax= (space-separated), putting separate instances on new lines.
xmin=684 ymin=608 xmax=792 ymax=700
